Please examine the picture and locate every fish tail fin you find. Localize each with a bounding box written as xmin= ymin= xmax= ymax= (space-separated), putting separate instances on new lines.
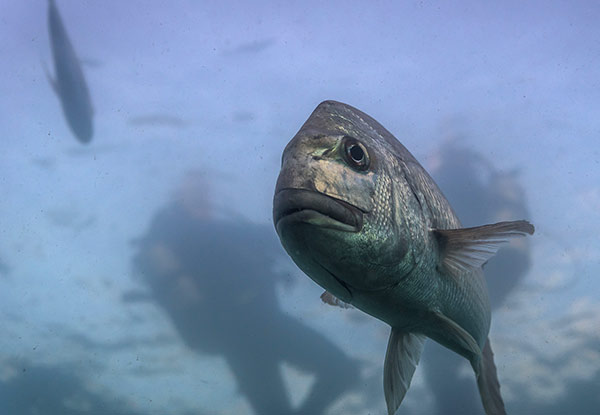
xmin=476 ymin=337 xmax=507 ymax=415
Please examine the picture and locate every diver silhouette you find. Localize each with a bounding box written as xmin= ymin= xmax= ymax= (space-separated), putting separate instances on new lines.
xmin=422 ymin=138 xmax=533 ymax=415
xmin=132 ymin=172 xmax=359 ymax=415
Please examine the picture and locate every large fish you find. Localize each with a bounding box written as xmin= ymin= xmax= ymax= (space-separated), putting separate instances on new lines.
xmin=47 ymin=0 xmax=93 ymax=143
xmin=273 ymin=101 xmax=534 ymax=415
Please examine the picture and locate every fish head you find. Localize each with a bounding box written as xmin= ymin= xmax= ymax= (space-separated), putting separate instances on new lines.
xmin=273 ymin=101 xmax=417 ymax=303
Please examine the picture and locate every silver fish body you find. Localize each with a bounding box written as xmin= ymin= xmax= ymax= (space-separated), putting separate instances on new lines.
xmin=273 ymin=100 xmax=534 ymax=415
xmin=47 ymin=0 xmax=93 ymax=143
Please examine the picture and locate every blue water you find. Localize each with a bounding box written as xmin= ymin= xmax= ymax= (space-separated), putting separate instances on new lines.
xmin=1 ymin=1 xmax=599 ymax=414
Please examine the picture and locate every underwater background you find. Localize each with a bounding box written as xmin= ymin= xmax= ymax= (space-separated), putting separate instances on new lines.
xmin=1 ymin=1 xmax=599 ymax=414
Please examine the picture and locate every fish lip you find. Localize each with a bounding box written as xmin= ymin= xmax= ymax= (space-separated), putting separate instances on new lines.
xmin=273 ymin=188 xmax=364 ymax=232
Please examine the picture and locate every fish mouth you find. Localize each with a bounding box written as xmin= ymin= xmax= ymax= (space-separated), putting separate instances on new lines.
xmin=273 ymin=188 xmax=364 ymax=232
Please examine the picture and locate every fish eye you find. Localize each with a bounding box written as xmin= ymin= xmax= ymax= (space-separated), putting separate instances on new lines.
xmin=342 ymin=136 xmax=370 ymax=171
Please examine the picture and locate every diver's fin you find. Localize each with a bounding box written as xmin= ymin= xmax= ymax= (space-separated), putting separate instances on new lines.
xmin=383 ymin=328 xmax=425 ymax=415
xmin=433 ymin=220 xmax=535 ymax=276
xmin=432 ymin=311 xmax=481 ymax=363
xmin=320 ymin=291 xmax=353 ymax=309
xmin=475 ymin=338 xmax=507 ymax=415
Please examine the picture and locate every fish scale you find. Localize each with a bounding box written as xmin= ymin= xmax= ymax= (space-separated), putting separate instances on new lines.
xmin=372 ymin=174 xmax=393 ymax=237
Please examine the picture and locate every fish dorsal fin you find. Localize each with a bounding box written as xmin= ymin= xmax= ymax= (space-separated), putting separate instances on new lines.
xmin=320 ymin=291 xmax=353 ymax=309
xmin=432 ymin=311 xmax=481 ymax=366
xmin=433 ymin=220 xmax=535 ymax=276
xmin=383 ymin=328 xmax=425 ymax=415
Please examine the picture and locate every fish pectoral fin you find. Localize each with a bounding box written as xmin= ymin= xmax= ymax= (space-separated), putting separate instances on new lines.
xmin=476 ymin=338 xmax=507 ymax=415
xmin=41 ymin=60 xmax=59 ymax=95
xmin=383 ymin=328 xmax=425 ymax=415
xmin=433 ymin=220 xmax=535 ymax=276
xmin=432 ymin=311 xmax=481 ymax=365
xmin=320 ymin=291 xmax=354 ymax=309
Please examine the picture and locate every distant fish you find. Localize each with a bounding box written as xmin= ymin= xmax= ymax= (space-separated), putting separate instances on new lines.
xmin=45 ymin=207 xmax=96 ymax=232
xmin=31 ymin=156 xmax=57 ymax=171
xmin=0 ymin=257 xmax=10 ymax=276
xmin=47 ymin=0 xmax=93 ymax=143
xmin=232 ymin=110 xmax=256 ymax=123
xmin=128 ymin=114 xmax=188 ymax=129
xmin=223 ymin=38 xmax=276 ymax=56
xmin=273 ymin=101 xmax=535 ymax=415
xmin=79 ymin=57 xmax=103 ymax=68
